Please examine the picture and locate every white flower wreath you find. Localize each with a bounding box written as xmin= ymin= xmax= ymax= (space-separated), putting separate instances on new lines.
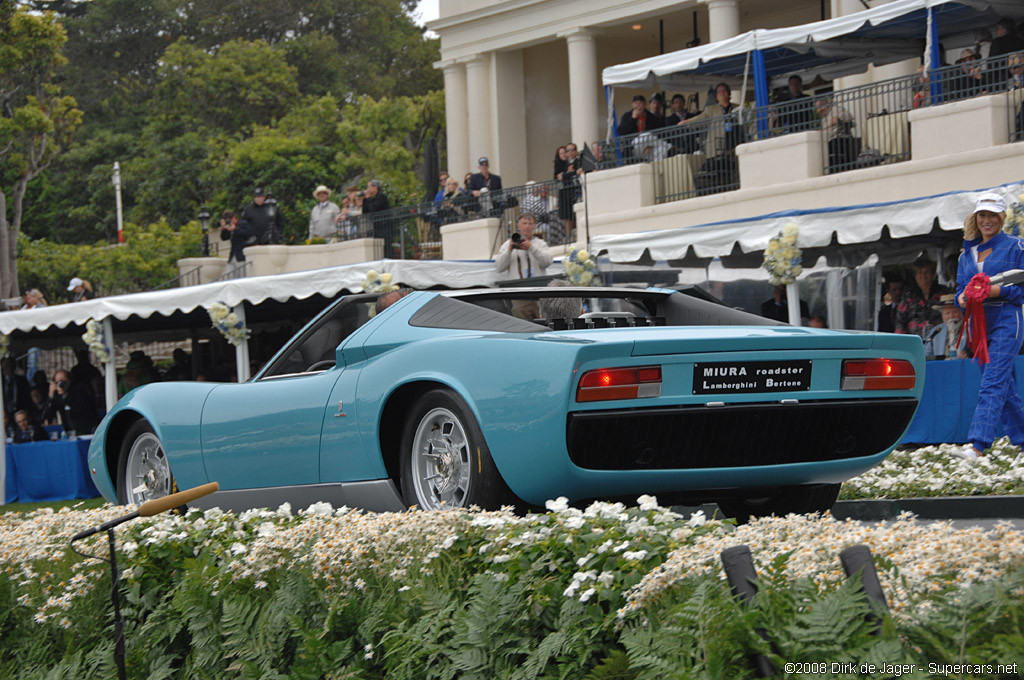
xmin=208 ymin=302 xmax=249 ymax=347
xmin=81 ymin=319 xmax=111 ymax=364
xmin=361 ymin=269 xmax=399 ymax=294
xmin=1002 ymin=192 xmax=1024 ymax=237
xmin=762 ymin=223 xmax=803 ymax=285
xmin=563 ymin=249 xmax=599 ymax=287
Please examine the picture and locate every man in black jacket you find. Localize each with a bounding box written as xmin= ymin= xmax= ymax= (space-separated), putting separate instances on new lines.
xmin=360 ymin=180 xmax=391 ymax=241
xmin=45 ymin=369 xmax=100 ymax=435
xmin=241 ymin=187 xmax=285 ymax=244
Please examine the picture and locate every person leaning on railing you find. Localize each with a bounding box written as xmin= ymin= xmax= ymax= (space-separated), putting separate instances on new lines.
xmin=677 ymin=82 xmax=743 ymax=194
xmin=815 ymin=96 xmax=857 ymax=173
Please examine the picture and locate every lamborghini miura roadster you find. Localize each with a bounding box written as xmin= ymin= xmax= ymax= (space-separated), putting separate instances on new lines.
xmin=87 ymin=287 xmax=923 ymax=517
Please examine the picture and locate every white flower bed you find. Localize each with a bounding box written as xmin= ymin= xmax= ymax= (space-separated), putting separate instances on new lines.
xmin=3 ymin=496 xmax=1022 ymax=629
xmin=841 ymin=438 xmax=1024 ymax=500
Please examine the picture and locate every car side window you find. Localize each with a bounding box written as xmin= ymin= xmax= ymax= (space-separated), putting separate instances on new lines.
xmin=261 ymin=297 xmax=376 ymax=379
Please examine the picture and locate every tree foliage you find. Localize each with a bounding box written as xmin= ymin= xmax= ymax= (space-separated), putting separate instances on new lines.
xmin=0 ymin=5 xmax=82 ymax=296
xmin=14 ymin=0 xmax=444 ymax=288
xmin=17 ymin=219 xmax=202 ymax=301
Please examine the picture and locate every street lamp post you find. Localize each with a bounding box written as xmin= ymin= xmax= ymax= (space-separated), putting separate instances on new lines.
xmin=266 ymin=194 xmax=278 ymax=243
xmin=112 ymin=162 xmax=124 ymax=244
xmin=198 ymin=206 xmax=211 ymax=257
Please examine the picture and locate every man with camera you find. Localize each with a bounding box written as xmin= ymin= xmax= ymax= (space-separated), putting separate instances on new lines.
xmin=45 ymin=369 xmax=100 ymax=436
xmin=495 ymin=213 xmax=554 ymax=319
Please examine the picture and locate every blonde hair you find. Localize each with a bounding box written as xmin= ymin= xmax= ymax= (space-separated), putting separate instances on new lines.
xmin=964 ymin=210 xmax=1005 ymax=241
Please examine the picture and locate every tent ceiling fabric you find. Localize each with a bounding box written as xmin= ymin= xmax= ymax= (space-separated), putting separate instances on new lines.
xmin=0 ymin=259 xmax=501 ymax=336
xmin=590 ymin=181 xmax=1024 ymax=264
xmin=602 ymin=0 xmax=1024 ymax=90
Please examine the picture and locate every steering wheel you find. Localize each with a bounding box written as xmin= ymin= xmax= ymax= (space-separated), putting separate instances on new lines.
xmin=306 ymin=360 xmax=336 ymax=373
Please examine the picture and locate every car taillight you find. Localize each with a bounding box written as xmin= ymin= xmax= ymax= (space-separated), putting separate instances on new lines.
xmin=841 ymin=358 xmax=915 ymax=390
xmin=576 ymin=366 xmax=662 ymax=402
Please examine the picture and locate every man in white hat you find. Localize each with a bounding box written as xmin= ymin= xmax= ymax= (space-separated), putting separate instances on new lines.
xmin=309 ymin=185 xmax=340 ymax=242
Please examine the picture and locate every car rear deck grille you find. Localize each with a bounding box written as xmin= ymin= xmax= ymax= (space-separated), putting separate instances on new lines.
xmin=566 ymin=398 xmax=918 ymax=470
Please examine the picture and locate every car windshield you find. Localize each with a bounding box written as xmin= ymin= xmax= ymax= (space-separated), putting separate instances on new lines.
xmin=260 ymin=295 xmax=378 ymax=379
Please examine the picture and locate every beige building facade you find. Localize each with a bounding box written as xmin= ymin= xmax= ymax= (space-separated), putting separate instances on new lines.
xmin=430 ymin=0 xmax=832 ymax=186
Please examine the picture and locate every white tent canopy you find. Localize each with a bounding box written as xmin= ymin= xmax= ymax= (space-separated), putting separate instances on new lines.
xmin=602 ymin=0 xmax=1024 ymax=91
xmin=0 ymin=259 xmax=501 ymax=336
xmin=590 ymin=181 xmax=1024 ymax=263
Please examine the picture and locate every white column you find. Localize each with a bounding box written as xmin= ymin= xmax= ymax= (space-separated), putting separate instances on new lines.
xmin=700 ymin=0 xmax=741 ymax=43
xmin=438 ymin=59 xmax=469 ymax=182
xmin=561 ymin=28 xmax=601 ymax=149
xmin=234 ymin=305 xmax=251 ymax=383
xmin=102 ymin=318 xmax=117 ymax=411
xmin=490 ymin=50 xmax=529 ymax=184
xmin=464 ymin=54 xmax=493 ymax=166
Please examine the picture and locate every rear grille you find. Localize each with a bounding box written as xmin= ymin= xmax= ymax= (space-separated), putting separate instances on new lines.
xmin=566 ymin=398 xmax=918 ymax=470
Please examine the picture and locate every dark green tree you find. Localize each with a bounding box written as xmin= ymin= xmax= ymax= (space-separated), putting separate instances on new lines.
xmin=0 ymin=5 xmax=82 ymax=296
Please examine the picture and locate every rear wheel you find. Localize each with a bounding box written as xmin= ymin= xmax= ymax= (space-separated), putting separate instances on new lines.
xmin=399 ymin=389 xmax=514 ymax=510
xmin=117 ymin=420 xmax=173 ymax=505
xmin=717 ymin=483 xmax=841 ymax=523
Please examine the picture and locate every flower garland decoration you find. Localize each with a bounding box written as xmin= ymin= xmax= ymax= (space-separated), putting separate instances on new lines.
xmin=563 ymin=249 xmax=599 ymax=286
xmin=208 ymin=302 xmax=249 ymax=347
xmin=81 ymin=319 xmax=111 ymax=364
xmin=0 ymin=333 xmax=9 ymax=358
xmin=1001 ymin=192 xmax=1024 ymax=237
xmin=762 ymin=222 xmax=803 ymax=285
xmin=361 ymin=269 xmax=398 ymax=294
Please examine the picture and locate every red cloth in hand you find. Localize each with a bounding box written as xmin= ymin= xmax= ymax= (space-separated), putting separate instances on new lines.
xmin=960 ymin=272 xmax=991 ymax=364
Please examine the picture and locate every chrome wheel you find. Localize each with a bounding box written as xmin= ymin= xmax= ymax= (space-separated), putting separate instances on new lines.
xmin=409 ymin=407 xmax=472 ymax=509
xmin=123 ymin=432 xmax=171 ymax=504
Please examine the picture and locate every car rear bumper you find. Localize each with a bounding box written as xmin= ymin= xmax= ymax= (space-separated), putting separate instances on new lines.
xmin=566 ymin=397 xmax=917 ymax=471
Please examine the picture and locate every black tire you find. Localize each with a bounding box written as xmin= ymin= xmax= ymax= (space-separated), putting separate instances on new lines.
xmin=717 ymin=483 xmax=841 ymax=524
xmin=117 ymin=420 xmax=174 ymax=505
xmin=398 ymin=388 xmax=516 ymax=510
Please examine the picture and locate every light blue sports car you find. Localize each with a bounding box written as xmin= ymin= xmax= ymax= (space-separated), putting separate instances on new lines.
xmin=87 ymin=287 xmax=924 ymax=517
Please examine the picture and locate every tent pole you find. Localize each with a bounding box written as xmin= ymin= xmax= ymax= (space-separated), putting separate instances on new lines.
xmin=752 ymin=49 xmax=770 ymax=139
xmin=234 ymin=305 xmax=251 ymax=383
xmin=927 ymin=7 xmax=943 ymax=104
xmin=1 ymin=384 xmax=6 ymax=505
xmin=102 ymin=318 xmax=117 ymax=412
xmin=786 ymin=282 xmax=801 ymax=325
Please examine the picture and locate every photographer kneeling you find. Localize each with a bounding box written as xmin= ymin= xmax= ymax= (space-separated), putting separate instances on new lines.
xmin=495 ymin=213 xmax=554 ymax=319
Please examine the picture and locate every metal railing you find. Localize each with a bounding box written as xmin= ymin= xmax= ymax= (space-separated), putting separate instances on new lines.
xmin=591 ymin=49 xmax=1024 ymax=201
xmin=331 ymin=178 xmax=574 ymax=258
xmin=593 ymin=113 xmax=745 ymax=202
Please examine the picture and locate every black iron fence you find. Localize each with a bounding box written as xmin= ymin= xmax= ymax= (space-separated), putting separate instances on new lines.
xmin=591 ymin=49 xmax=1024 ymax=201
xmin=331 ymin=178 xmax=574 ymax=259
xmin=593 ymin=113 xmax=745 ymax=202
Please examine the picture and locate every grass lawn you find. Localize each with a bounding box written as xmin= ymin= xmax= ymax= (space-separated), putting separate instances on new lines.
xmin=0 ymin=496 xmax=109 ymax=515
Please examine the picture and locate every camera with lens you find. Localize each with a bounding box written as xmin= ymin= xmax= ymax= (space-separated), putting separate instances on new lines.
xmin=56 ymin=379 xmax=69 ymax=391
xmin=510 ymin=232 xmax=523 ymax=248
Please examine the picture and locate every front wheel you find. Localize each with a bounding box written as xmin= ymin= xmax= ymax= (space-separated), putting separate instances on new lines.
xmin=117 ymin=420 xmax=173 ymax=505
xmin=717 ymin=483 xmax=841 ymax=523
xmin=399 ymin=389 xmax=515 ymax=510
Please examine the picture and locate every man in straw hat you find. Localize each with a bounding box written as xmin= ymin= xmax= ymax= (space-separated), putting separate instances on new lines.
xmin=309 ymin=185 xmax=341 ymax=242
xmin=952 ymin=192 xmax=1024 ymax=460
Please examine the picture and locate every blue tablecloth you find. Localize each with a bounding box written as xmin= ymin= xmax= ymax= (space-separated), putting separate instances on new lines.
xmin=4 ymin=438 xmax=99 ymax=503
xmin=901 ymin=356 xmax=1024 ymax=444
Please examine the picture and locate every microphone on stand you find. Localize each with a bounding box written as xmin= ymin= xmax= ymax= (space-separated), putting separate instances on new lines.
xmin=69 ymin=482 xmax=219 ymax=680
xmin=71 ymin=482 xmax=220 ymax=542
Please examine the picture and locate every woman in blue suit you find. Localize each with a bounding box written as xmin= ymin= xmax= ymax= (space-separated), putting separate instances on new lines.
xmin=955 ymin=193 xmax=1024 ymax=460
